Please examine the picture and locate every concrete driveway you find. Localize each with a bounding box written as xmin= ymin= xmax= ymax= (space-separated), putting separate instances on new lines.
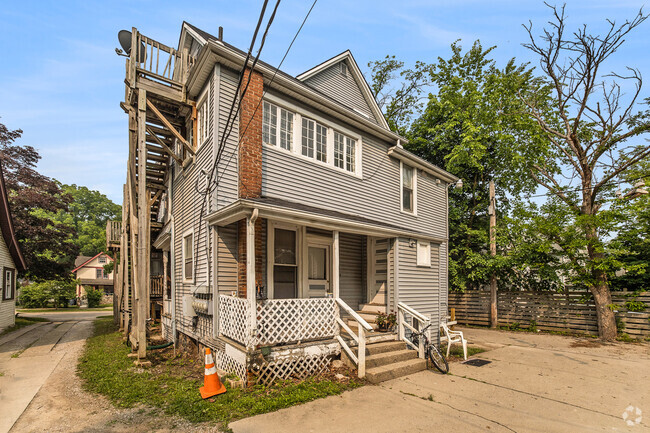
xmin=0 ymin=310 xmax=110 ymax=433
xmin=231 ymin=328 xmax=650 ymax=433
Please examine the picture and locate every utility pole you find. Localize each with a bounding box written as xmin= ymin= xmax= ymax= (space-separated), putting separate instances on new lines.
xmin=489 ymin=180 xmax=497 ymax=329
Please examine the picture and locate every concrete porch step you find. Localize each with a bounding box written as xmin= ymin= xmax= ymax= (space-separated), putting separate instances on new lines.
xmin=366 ymin=349 xmax=417 ymax=369
xmin=365 ymin=358 xmax=427 ymax=384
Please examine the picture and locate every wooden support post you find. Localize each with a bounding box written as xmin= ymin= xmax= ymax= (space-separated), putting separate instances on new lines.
xmin=332 ymin=231 xmax=340 ymax=299
xmin=357 ymin=326 xmax=366 ymax=379
xmin=136 ymin=89 xmax=150 ymax=359
xmin=489 ymin=180 xmax=497 ymax=329
xmin=398 ymin=309 xmax=405 ymax=342
xmin=246 ymin=212 xmax=257 ymax=346
xmin=145 ymin=98 xmax=194 ymax=156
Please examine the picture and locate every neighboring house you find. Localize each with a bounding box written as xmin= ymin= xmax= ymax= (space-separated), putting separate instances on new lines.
xmin=71 ymin=252 xmax=114 ymax=299
xmin=112 ymin=23 xmax=457 ymax=384
xmin=0 ymin=161 xmax=27 ymax=331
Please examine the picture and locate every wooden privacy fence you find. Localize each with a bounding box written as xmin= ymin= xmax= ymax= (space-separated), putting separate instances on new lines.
xmin=449 ymin=291 xmax=650 ymax=338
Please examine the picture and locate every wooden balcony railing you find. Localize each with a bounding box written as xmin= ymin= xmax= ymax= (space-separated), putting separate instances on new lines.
xmin=106 ymin=221 xmax=121 ymax=249
xmin=150 ymin=275 xmax=165 ymax=299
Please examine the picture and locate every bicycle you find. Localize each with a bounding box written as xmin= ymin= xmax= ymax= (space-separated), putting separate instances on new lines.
xmin=410 ymin=322 xmax=449 ymax=374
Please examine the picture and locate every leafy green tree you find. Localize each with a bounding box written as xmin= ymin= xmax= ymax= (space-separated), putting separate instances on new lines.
xmin=18 ymin=279 xmax=77 ymax=308
xmin=370 ymin=41 xmax=556 ymax=292
xmin=0 ymin=121 xmax=78 ymax=279
xmin=519 ymin=5 xmax=650 ymax=339
xmin=54 ymin=184 xmax=121 ymax=256
xmin=85 ymin=286 xmax=103 ymax=308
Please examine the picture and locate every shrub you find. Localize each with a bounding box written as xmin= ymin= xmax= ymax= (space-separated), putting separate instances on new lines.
xmin=85 ymin=287 xmax=103 ymax=308
xmin=19 ymin=283 xmax=50 ymax=308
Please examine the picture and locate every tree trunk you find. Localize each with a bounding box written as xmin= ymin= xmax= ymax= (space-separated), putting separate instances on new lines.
xmin=590 ymin=276 xmax=617 ymax=341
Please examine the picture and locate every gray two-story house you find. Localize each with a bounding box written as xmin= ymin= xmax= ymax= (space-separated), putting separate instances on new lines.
xmin=114 ymin=22 xmax=457 ymax=384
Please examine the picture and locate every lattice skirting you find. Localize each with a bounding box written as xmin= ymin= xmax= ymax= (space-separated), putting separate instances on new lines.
xmin=161 ymin=316 xmax=173 ymax=341
xmin=255 ymin=354 xmax=332 ymax=385
xmin=215 ymin=349 xmax=248 ymax=382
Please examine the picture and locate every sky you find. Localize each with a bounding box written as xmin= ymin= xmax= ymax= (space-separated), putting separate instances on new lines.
xmin=0 ymin=0 xmax=648 ymax=204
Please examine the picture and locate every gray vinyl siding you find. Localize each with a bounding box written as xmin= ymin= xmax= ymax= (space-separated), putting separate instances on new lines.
xmin=211 ymin=64 xmax=239 ymax=211
xmin=171 ymin=70 xmax=215 ymax=342
xmin=0 ymin=234 xmax=16 ymax=331
xmin=439 ymin=242 xmax=448 ymax=321
xmin=302 ymin=60 xmax=379 ymax=125
xmin=396 ymin=237 xmax=441 ymax=325
xmin=339 ymin=233 xmax=364 ymax=311
xmin=387 ymin=238 xmax=395 ymax=313
xmin=262 ymin=134 xmax=447 ymax=240
xmin=217 ymin=223 xmax=238 ymax=296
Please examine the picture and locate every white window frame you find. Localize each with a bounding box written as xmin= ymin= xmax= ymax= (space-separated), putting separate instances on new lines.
xmin=416 ymin=240 xmax=431 ymax=267
xmin=182 ymin=229 xmax=195 ymax=283
xmin=262 ymin=93 xmax=363 ymax=178
xmin=263 ymin=101 xmax=294 ymax=150
xmin=98 ymin=256 xmax=107 ymax=264
xmin=196 ymin=85 xmax=210 ymax=148
xmin=400 ymin=161 xmax=417 ymax=215
xmin=3 ymin=267 xmax=14 ymax=300
xmin=267 ymin=222 xmax=301 ymax=300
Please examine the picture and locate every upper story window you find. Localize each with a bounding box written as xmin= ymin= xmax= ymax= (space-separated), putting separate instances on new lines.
xmin=301 ymin=118 xmax=328 ymax=163
xmin=263 ymin=101 xmax=293 ymax=150
xmin=98 ymin=256 xmax=107 ymax=264
xmin=340 ymin=62 xmax=348 ymax=77
xmin=401 ymin=163 xmax=416 ymax=213
xmin=96 ymin=268 xmax=103 ymax=279
xmin=197 ymin=99 xmax=209 ymax=147
xmin=262 ymin=96 xmax=362 ymax=176
xmin=334 ymin=132 xmax=356 ymax=173
xmin=416 ymin=241 xmax=431 ymax=267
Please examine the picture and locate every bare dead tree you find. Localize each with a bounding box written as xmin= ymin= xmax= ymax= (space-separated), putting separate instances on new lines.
xmin=520 ymin=3 xmax=650 ymax=340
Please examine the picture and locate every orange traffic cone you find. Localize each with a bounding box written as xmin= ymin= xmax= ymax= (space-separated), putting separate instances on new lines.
xmin=199 ymin=348 xmax=226 ymax=399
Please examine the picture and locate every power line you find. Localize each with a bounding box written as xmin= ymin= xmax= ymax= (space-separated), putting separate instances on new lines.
xmin=214 ymin=0 xmax=318 ymax=188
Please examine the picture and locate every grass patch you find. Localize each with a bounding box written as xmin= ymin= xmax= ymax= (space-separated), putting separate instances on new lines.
xmin=78 ymin=318 xmax=361 ymax=429
xmin=17 ymin=306 xmax=112 ymax=313
xmin=0 ymin=316 xmax=49 ymax=337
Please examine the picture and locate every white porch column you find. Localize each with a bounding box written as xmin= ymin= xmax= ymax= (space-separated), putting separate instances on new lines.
xmin=332 ymin=230 xmax=340 ymax=299
xmin=246 ymin=213 xmax=257 ymax=340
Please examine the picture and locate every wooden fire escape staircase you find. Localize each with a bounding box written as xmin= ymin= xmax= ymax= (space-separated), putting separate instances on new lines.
xmin=114 ymin=28 xmax=197 ymax=359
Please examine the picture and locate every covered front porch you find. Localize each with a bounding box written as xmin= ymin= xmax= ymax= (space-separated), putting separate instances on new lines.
xmin=206 ymin=198 xmax=443 ymax=382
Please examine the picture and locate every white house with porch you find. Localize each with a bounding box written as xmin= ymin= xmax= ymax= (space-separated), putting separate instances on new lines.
xmin=114 ymin=22 xmax=457 ymax=384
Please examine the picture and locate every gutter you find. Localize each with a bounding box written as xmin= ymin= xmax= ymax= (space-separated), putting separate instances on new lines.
xmin=387 ymin=146 xmax=459 ymax=184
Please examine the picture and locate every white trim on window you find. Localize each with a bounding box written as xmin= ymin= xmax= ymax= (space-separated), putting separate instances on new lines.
xmin=400 ymin=161 xmax=417 ymax=215
xmin=416 ymin=240 xmax=431 ymax=267
xmin=263 ymin=93 xmax=363 ymax=178
xmin=196 ymin=85 xmax=210 ymax=149
xmin=182 ymin=229 xmax=195 ymax=283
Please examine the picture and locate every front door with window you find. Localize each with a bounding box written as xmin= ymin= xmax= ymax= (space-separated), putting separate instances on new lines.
xmin=307 ymin=243 xmax=330 ymax=298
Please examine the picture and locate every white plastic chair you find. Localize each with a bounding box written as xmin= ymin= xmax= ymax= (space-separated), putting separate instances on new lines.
xmin=441 ymin=322 xmax=467 ymax=360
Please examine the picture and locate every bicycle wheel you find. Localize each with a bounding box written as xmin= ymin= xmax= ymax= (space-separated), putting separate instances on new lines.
xmin=427 ymin=343 xmax=449 ymax=374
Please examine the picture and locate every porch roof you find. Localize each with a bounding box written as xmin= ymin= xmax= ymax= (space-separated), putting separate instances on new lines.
xmin=206 ymin=197 xmax=446 ymax=243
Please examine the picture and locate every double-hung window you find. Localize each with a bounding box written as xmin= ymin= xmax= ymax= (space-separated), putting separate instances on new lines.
xmin=183 ymin=232 xmax=194 ymax=281
xmin=263 ymin=101 xmax=293 ymax=150
xmin=3 ymin=268 xmax=15 ymax=300
xmin=96 ymin=269 xmax=103 ymax=279
xmin=402 ymin=163 xmax=415 ymax=213
xmin=334 ymin=131 xmax=356 ymax=173
xmin=196 ymin=100 xmax=209 ymax=147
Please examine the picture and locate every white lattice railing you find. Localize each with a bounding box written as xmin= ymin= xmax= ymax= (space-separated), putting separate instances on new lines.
xmin=255 ymin=298 xmax=337 ymax=346
xmin=219 ymin=295 xmax=250 ymax=346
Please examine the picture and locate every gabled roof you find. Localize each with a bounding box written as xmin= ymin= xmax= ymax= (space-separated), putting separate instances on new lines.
xmin=74 ymin=255 xmax=93 ymax=268
xmin=0 ymin=161 xmax=26 ymax=271
xmin=71 ymin=252 xmax=112 ymax=273
xmin=296 ymin=50 xmax=389 ymax=130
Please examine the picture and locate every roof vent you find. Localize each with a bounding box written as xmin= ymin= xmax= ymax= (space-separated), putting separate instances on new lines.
xmin=340 ymin=62 xmax=348 ymax=77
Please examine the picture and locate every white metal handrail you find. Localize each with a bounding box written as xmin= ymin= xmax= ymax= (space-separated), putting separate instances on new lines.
xmin=335 ymin=298 xmax=372 ymax=378
xmin=397 ymin=302 xmax=429 ymax=359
